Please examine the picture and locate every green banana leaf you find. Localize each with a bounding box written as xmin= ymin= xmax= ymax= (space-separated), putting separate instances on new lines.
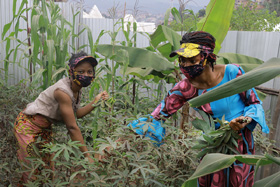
xmin=150 ymin=25 xmax=181 ymax=50
xmin=217 ymin=53 xmax=263 ymax=72
xmin=96 ymin=44 xmax=175 ymax=72
xmin=197 ymin=0 xmax=235 ymax=54
xmin=150 ymin=25 xmax=182 ymax=61
xmin=188 ymin=58 xmax=280 ymax=107
xmin=182 ymin=153 xmax=275 ymax=187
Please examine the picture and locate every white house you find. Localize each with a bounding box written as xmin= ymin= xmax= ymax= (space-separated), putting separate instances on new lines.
xmin=123 ymin=14 xmax=156 ymax=33
xmin=83 ymin=5 xmax=103 ymax=18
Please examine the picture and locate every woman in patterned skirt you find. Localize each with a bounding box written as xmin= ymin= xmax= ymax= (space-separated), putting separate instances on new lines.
xmin=128 ymin=31 xmax=269 ymax=187
xmin=14 ymin=51 xmax=109 ymax=183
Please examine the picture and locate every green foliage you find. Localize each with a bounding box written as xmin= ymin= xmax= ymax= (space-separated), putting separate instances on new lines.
xmin=197 ymin=0 xmax=235 ymax=54
xmin=20 ymin=126 xmax=198 ymax=186
xmin=265 ymin=0 xmax=280 ymax=16
xmin=168 ymin=9 xmax=199 ymax=32
xmin=2 ymin=0 xmax=86 ymax=89
xmin=0 ymin=81 xmax=199 ymax=186
xmin=188 ymin=58 xmax=280 ymax=107
xmin=217 ymin=53 xmax=264 ymax=72
xmin=0 ymin=82 xmax=41 ymax=186
xmin=192 ymin=112 xmax=241 ymax=158
xmin=230 ymin=2 xmax=280 ymax=31
xmin=182 ymin=153 xmax=280 ymax=187
xmin=2 ymin=1 xmax=280 ymax=186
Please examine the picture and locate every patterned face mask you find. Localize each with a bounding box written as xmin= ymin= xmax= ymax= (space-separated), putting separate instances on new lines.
xmin=179 ymin=57 xmax=207 ymax=79
xmin=68 ymin=55 xmax=97 ymax=87
xmin=72 ymin=71 xmax=94 ymax=87
xmin=179 ymin=63 xmax=205 ymax=79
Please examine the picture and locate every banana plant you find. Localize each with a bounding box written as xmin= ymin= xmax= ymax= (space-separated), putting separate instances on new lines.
xmin=95 ymin=0 xmax=236 ymax=82
xmin=197 ymin=0 xmax=235 ymax=54
xmin=217 ymin=53 xmax=264 ymax=72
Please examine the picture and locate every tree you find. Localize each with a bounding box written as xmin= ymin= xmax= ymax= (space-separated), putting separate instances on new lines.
xmin=169 ymin=12 xmax=199 ymax=31
xmin=264 ymin=0 xmax=280 ymax=16
xmin=198 ymin=9 xmax=206 ymax=18
xmin=230 ymin=2 xmax=280 ymax=31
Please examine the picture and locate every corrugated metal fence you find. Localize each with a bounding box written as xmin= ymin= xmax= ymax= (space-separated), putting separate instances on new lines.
xmin=1 ymin=0 xmax=279 ymax=180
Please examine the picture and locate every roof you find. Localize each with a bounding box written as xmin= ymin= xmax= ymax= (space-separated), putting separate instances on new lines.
xmin=83 ymin=5 xmax=103 ymax=18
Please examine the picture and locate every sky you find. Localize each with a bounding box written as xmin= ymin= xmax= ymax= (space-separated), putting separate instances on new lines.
xmin=81 ymin=0 xmax=210 ymax=14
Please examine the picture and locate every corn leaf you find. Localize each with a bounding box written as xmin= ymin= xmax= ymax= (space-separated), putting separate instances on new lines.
xmin=164 ymin=8 xmax=172 ymax=26
xmin=171 ymin=7 xmax=182 ymax=24
xmin=188 ymin=58 xmax=280 ymax=107
xmin=2 ymin=22 xmax=13 ymax=40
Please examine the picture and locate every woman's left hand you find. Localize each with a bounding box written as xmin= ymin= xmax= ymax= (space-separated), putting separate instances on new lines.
xmin=229 ymin=116 xmax=252 ymax=131
xmin=94 ymin=91 xmax=109 ymax=103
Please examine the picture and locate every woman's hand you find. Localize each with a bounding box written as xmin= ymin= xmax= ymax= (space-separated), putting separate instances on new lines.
xmin=229 ymin=116 xmax=252 ymax=131
xmin=94 ymin=91 xmax=109 ymax=103
xmin=76 ymin=91 xmax=110 ymax=118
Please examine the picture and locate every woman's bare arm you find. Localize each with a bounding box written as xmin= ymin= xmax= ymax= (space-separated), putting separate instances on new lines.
xmin=76 ymin=91 xmax=109 ymax=118
xmin=54 ymin=89 xmax=93 ymax=162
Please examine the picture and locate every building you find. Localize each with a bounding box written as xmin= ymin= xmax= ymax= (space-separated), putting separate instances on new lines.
xmin=83 ymin=5 xmax=103 ymax=19
xmin=123 ymin=14 xmax=156 ymax=33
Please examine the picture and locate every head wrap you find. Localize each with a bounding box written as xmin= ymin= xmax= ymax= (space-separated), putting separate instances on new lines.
xmin=68 ymin=56 xmax=97 ymax=76
xmin=68 ymin=56 xmax=97 ymax=72
xmin=169 ymin=31 xmax=217 ymax=70
xmin=170 ymin=43 xmax=214 ymax=58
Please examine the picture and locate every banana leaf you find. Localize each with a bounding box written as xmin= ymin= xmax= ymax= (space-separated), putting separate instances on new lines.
xmin=197 ymin=0 xmax=235 ymax=54
xmin=149 ymin=25 xmax=181 ymax=61
xmin=188 ymin=58 xmax=280 ymax=107
xmin=96 ymin=44 xmax=175 ymax=72
xmin=182 ymin=153 xmax=275 ymax=187
xmin=150 ymin=25 xmax=181 ymax=50
xmin=217 ymin=53 xmax=263 ymax=72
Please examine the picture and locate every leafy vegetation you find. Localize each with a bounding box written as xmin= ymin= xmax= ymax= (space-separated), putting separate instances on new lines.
xmin=182 ymin=153 xmax=280 ymax=187
xmin=2 ymin=0 xmax=87 ymax=89
xmin=230 ymin=2 xmax=280 ymax=31
xmin=0 ymin=82 xmax=200 ymax=186
xmin=192 ymin=112 xmax=241 ymax=158
xmin=1 ymin=0 xmax=280 ymax=186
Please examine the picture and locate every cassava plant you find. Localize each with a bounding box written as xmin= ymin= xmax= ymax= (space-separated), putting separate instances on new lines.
xmin=191 ymin=111 xmax=241 ymax=158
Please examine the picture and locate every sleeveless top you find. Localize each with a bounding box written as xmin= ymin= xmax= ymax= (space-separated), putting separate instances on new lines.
xmin=23 ymin=77 xmax=81 ymax=122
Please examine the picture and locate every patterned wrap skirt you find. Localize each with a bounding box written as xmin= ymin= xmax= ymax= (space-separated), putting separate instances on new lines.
xmin=14 ymin=111 xmax=53 ymax=183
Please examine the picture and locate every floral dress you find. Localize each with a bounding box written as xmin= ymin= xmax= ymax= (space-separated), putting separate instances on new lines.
xmin=150 ymin=64 xmax=269 ymax=187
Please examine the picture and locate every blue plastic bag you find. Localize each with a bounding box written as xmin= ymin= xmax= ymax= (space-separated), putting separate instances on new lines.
xmin=127 ymin=115 xmax=165 ymax=146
